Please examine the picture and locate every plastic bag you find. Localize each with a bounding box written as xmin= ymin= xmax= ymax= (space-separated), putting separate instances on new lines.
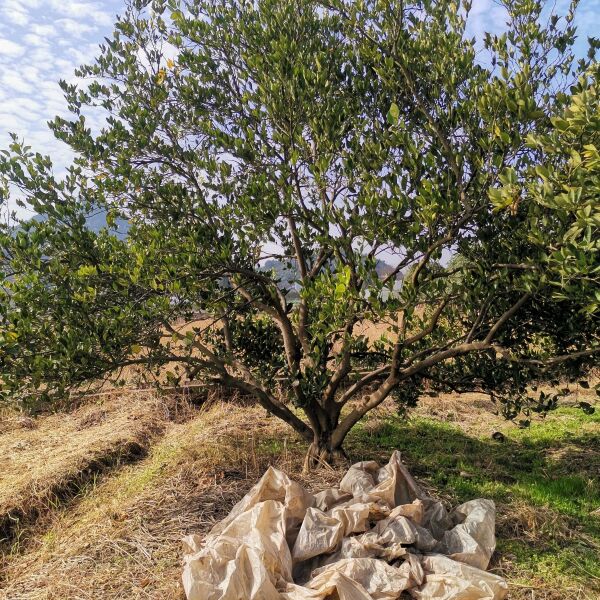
xmin=182 ymin=451 xmax=508 ymax=600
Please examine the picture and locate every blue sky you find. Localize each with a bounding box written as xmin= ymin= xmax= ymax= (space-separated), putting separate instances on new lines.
xmin=0 ymin=0 xmax=599 ymax=216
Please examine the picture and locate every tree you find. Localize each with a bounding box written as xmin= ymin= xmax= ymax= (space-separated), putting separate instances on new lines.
xmin=1 ymin=0 xmax=598 ymax=467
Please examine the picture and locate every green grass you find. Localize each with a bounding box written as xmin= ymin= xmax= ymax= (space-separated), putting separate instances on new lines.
xmin=347 ymin=406 xmax=600 ymax=595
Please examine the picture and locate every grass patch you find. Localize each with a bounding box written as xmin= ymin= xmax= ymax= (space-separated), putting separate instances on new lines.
xmin=0 ymin=391 xmax=194 ymax=556
xmin=347 ymin=404 xmax=600 ymax=597
xmin=0 ymin=401 xmax=338 ymax=599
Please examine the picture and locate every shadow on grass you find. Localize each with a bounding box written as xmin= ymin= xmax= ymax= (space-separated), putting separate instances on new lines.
xmin=348 ymin=413 xmax=599 ymax=512
xmin=346 ymin=410 xmax=600 ymax=591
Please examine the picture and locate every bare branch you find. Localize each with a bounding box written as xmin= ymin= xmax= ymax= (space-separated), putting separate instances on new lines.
xmin=403 ymin=298 xmax=450 ymax=346
xmin=336 ymin=365 xmax=390 ymax=406
xmin=492 ymin=345 xmax=600 ymax=368
xmin=333 ymin=340 xmax=492 ymax=446
xmin=484 ymin=293 xmax=531 ymax=344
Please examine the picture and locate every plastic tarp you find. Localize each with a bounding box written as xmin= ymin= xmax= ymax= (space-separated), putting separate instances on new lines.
xmin=182 ymin=451 xmax=508 ymax=600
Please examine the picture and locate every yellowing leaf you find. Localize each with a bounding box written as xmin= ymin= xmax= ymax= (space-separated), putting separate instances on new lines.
xmin=387 ymin=102 xmax=399 ymax=125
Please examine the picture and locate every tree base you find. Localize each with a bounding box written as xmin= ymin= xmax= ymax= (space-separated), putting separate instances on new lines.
xmin=302 ymin=441 xmax=348 ymax=473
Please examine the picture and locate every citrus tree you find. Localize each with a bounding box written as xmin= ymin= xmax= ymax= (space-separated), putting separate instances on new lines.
xmin=1 ymin=0 xmax=598 ymax=467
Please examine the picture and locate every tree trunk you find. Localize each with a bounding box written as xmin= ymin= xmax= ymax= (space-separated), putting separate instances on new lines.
xmin=302 ymin=429 xmax=348 ymax=472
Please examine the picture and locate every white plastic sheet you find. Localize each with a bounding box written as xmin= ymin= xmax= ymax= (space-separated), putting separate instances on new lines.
xmin=183 ymin=451 xmax=508 ymax=600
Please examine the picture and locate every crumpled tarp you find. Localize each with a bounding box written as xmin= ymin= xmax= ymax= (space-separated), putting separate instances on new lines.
xmin=182 ymin=451 xmax=508 ymax=600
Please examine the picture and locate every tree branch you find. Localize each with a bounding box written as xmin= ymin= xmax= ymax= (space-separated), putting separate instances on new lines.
xmin=484 ymin=293 xmax=531 ymax=344
xmin=217 ymin=372 xmax=313 ymax=442
xmin=492 ymin=345 xmax=600 ymax=368
xmin=403 ymin=298 xmax=450 ymax=346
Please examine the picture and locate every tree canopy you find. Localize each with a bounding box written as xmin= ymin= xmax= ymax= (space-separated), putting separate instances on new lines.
xmin=1 ymin=0 xmax=599 ymax=466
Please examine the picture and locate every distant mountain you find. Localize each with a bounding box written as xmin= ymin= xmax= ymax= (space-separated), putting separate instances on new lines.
xmin=261 ymin=259 xmax=299 ymax=285
xmin=28 ymin=208 xmax=128 ymax=237
xmin=85 ymin=210 xmax=128 ymax=234
xmin=375 ymin=259 xmax=403 ymax=281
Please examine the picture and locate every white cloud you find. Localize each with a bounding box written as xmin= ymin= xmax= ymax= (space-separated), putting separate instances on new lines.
xmin=0 ymin=111 xmax=29 ymax=132
xmin=466 ymin=0 xmax=508 ymax=48
xmin=0 ymin=0 xmax=124 ymax=217
xmin=0 ymin=0 xmax=31 ymax=26
xmin=31 ymin=23 xmax=57 ymax=38
xmin=23 ymin=33 xmax=50 ymax=47
xmin=21 ymin=66 xmax=40 ymax=81
xmin=3 ymin=9 xmax=28 ymax=26
xmin=56 ymin=18 xmax=95 ymax=37
xmin=48 ymin=0 xmax=112 ymax=26
xmin=11 ymin=0 xmax=42 ymax=7
xmin=1 ymin=70 xmax=34 ymax=93
xmin=7 ymin=96 xmax=44 ymax=118
xmin=0 ymin=37 xmax=25 ymax=57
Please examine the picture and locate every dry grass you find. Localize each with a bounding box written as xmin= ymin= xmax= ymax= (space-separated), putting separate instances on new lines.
xmin=0 ymin=400 xmax=342 ymax=600
xmin=0 ymin=391 xmax=194 ymax=553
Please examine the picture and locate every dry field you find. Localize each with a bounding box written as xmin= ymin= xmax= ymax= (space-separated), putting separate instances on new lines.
xmin=0 ymin=384 xmax=598 ymax=599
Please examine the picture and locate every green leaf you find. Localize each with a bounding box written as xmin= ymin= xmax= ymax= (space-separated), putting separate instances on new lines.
xmin=0 ymin=0 xmax=597 ymax=456
xmin=76 ymin=265 xmax=97 ymax=278
xmin=387 ymin=102 xmax=399 ymax=125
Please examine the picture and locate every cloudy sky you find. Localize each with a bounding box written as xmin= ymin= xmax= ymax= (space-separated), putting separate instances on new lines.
xmin=0 ymin=0 xmax=599 ymax=216
xmin=0 ymin=0 xmax=123 ymax=205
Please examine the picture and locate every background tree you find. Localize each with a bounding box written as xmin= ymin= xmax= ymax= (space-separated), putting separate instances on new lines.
xmin=1 ymin=0 xmax=598 ymax=467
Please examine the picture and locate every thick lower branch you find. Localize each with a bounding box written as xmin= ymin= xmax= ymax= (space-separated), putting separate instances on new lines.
xmin=332 ymin=341 xmax=491 ymax=447
xmin=332 ymin=375 xmax=399 ymax=448
xmin=218 ymin=372 xmax=313 ymax=442
xmin=336 ymin=365 xmax=390 ymax=406
xmin=236 ymin=285 xmax=301 ymax=376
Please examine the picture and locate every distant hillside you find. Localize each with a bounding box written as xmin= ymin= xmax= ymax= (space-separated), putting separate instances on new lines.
xmin=375 ymin=259 xmax=403 ymax=281
xmin=84 ymin=210 xmax=129 ymax=235
xmin=27 ymin=208 xmax=128 ymax=237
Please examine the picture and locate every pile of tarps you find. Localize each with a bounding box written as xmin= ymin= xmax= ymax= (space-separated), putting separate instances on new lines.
xmin=182 ymin=451 xmax=508 ymax=599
